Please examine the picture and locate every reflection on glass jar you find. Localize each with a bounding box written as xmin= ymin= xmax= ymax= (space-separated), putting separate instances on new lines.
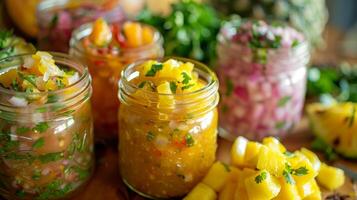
xmin=217 ymin=20 xmax=310 ymax=140
xmin=37 ymin=0 xmax=126 ymax=52
xmin=0 ymin=53 xmax=94 ymax=200
xmin=118 ymin=58 xmax=219 ymax=198
xmin=70 ymin=21 xmax=164 ymax=140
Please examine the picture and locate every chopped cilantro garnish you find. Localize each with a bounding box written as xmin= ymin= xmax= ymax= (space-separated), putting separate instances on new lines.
xmin=15 ymin=190 xmax=26 ymax=198
xmin=10 ymin=80 xmax=20 ymax=91
xmin=185 ymin=134 xmax=194 ymax=147
xmin=18 ymin=72 xmax=37 ymax=86
xmin=255 ymin=171 xmax=267 ymax=184
xmin=0 ymin=30 xmax=12 ymax=49
xmin=170 ymin=82 xmax=177 ymax=93
xmin=145 ymin=63 xmax=163 ymax=77
xmin=32 ymin=137 xmax=45 ymax=149
xmin=47 ymin=94 xmax=59 ymax=103
xmin=33 ymin=122 xmax=49 ymax=133
xmin=283 ymin=170 xmax=295 ymax=184
xmin=292 ymin=166 xmax=309 ymax=176
xmin=55 ymin=79 xmax=65 ymax=89
xmin=38 ymin=152 xmax=63 ymax=164
xmin=138 ymin=81 xmax=147 ymax=88
xmin=74 ymin=166 xmax=89 ymax=180
xmin=181 ymin=84 xmax=195 ymax=91
xmin=221 ymin=162 xmax=231 ymax=172
xmin=181 ymin=72 xmax=191 ymax=84
xmin=292 ymin=40 xmax=300 ymax=48
xmin=146 ymin=131 xmax=155 ymax=141
xmin=32 ymin=169 xmax=41 ymax=180
xmin=16 ymin=127 xmax=30 ymax=134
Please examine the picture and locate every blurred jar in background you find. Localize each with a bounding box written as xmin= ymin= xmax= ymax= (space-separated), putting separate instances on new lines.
xmin=70 ymin=19 xmax=164 ymax=140
xmin=37 ymin=0 xmax=126 ymax=52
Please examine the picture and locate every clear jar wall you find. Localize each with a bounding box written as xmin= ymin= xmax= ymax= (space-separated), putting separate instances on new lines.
xmin=118 ymin=58 xmax=219 ymax=198
xmin=70 ymin=23 xmax=164 ymax=140
xmin=217 ymin=39 xmax=310 ymax=140
xmin=0 ymin=53 xmax=94 ymax=200
xmin=37 ymin=0 xmax=126 ymax=52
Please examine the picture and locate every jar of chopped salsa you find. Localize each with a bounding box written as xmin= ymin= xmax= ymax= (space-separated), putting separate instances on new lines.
xmin=217 ymin=18 xmax=310 ymax=140
xmin=118 ymin=58 xmax=219 ymax=198
xmin=70 ymin=19 xmax=164 ymax=140
xmin=37 ymin=0 xmax=126 ymax=52
xmin=0 ymin=52 xmax=94 ymax=199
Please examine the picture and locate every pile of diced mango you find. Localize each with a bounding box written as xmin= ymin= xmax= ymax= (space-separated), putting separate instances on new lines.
xmin=184 ymin=136 xmax=345 ymax=200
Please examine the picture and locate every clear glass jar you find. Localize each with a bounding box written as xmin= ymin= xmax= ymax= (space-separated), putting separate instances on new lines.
xmin=37 ymin=0 xmax=126 ymax=52
xmin=118 ymin=58 xmax=219 ymax=199
xmin=0 ymin=53 xmax=94 ymax=200
xmin=70 ymin=23 xmax=164 ymax=140
xmin=217 ymin=30 xmax=310 ymax=141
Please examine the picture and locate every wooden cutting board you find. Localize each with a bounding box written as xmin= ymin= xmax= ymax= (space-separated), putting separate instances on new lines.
xmin=72 ymin=117 xmax=357 ymax=200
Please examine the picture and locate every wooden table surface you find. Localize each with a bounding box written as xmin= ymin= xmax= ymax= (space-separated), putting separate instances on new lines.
xmin=71 ymin=118 xmax=357 ymax=200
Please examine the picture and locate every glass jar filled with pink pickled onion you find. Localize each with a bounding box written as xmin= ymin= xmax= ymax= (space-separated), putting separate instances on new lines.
xmin=217 ymin=18 xmax=310 ymax=140
xmin=37 ymin=0 xmax=126 ymax=52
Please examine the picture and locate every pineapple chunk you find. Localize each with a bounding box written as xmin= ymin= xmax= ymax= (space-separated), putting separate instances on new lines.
xmin=257 ymin=145 xmax=286 ymax=177
xmin=274 ymin=178 xmax=301 ymax=200
xmin=245 ymin=170 xmax=281 ymax=200
xmin=202 ymin=161 xmax=232 ymax=192
xmin=244 ymin=141 xmax=263 ymax=168
xmin=317 ymin=163 xmax=345 ymax=190
xmin=234 ymin=168 xmax=256 ymax=200
xmin=287 ymin=152 xmax=317 ymax=184
xmin=297 ymin=179 xmax=319 ymax=198
xmin=300 ymin=148 xmax=321 ymax=172
xmin=228 ymin=167 xmax=241 ymax=182
xmin=123 ymin=22 xmax=143 ymax=47
xmin=157 ymin=82 xmax=174 ymax=108
xmin=183 ymin=183 xmax=216 ymax=200
xmin=231 ymin=136 xmax=249 ymax=167
xmin=219 ymin=181 xmax=237 ymax=200
xmin=89 ymin=18 xmax=112 ymax=46
xmin=263 ymin=137 xmax=286 ymax=153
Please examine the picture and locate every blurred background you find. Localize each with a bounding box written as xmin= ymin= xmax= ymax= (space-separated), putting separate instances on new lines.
xmin=0 ymin=0 xmax=356 ymax=64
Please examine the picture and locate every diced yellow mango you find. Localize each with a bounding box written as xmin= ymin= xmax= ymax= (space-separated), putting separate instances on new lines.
xmin=317 ymin=163 xmax=345 ymax=191
xmin=219 ymin=181 xmax=237 ymax=200
xmin=202 ymin=161 xmax=231 ymax=192
xmin=304 ymin=190 xmax=322 ymax=200
xmin=244 ymin=141 xmax=263 ymax=167
xmin=234 ymin=168 xmax=256 ymax=200
xmin=300 ymin=148 xmax=321 ymax=173
xmin=297 ymin=179 xmax=319 ymax=198
xmin=288 ymin=152 xmax=317 ymax=184
xmin=142 ymin=26 xmax=154 ymax=45
xmin=231 ymin=136 xmax=249 ymax=167
xmin=227 ymin=167 xmax=241 ymax=182
xmin=263 ymin=137 xmax=286 ymax=153
xmin=89 ymin=18 xmax=112 ymax=46
xmin=0 ymin=69 xmax=18 ymax=88
xmin=157 ymin=81 xmax=174 ymax=108
xmin=183 ymin=183 xmax=216 ymax=200
xmin=274 ymin=178 xmax=301 ymax=200
xmin=123 ymin=22 xmax=143 ymax=47
xmin=245 ymin=170 xmax=281 ymax=200
xmin=257 ymin=145 xmax=286 ymax=177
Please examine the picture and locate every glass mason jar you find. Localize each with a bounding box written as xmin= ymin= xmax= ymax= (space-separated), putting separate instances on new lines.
xmin=37 ymin=0 xmax=126 ymax=52
xmin=70 ymin=23 xmax=164 ymax=140
xmin=217 ymin=29 xmax=310 ymax=141
xmin=0 ymin=53 xmax=94 ymax=200
xmin=118 ymin=58 xmax=219 ymax=199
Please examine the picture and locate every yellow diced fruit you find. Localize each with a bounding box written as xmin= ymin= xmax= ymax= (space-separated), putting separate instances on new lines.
xmin=274 ymin=178 xmax=301 ymax=200
xmin=257 ymin=145 xmax=286 ymax=177
xmin=245 ymin=170 xmax=281 ymax=200
xmin=157 ymin=81 xmax=174 ymax=108
xmin=202 ymin=161 xmax=231 ymax=192
xmin=89 ymin=18 xmax=112 ymax=46
xmin=288 ymin=152 xmax=317 ymax=184
xmin=300 ymin=148 xmax=321 ymax=172
xmin=142 ymin=26 xmax=154 ymax=45
xmin=228 ymin=167 xmax=241 ymax=182
xmin=0 ymin=69 xmax=18 ymax=88
xmin=317 ymin=163 xmax=345 ymax=190
xmin=263 ymin=137 xmax=286 ymax=153
xmin=234 ymin=168 xmax=256 ymax=200
xmin=231 ymin=136 xmax=249 ymax=167
xmin=304 ymin=190 xmax=322 ymax=200
xmin=158 ymin=59 xmax=178 ymax=80
xmin=123 ymin=22 xmax=143 ymax=48
xmin=244 ymin=141 xmax=263 ymax=168
xmin=183 ymin=183 xmax=216 ymax=200
xmin=219 ymin=181 xmax=237 ymax=200
xmin=297 ymin=179 xmax=319 ymax=198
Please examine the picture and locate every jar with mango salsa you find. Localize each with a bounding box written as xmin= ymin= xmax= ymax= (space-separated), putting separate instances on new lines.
xmin=70 ymin=19 xmax=164 ymax=139
xmin=0 ymin=52 xmax=94 ymax=199
xmin=118 ymin=58 xmax=219 ymax=198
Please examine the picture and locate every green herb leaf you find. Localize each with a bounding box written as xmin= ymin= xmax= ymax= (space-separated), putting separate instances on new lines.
xmin=33 ymin=122 xmax=49 ymax=133
xmin=221 ymin=162 xmax=231 ymax=172
xmin=255 ymin=171 xmax=267 ymax=184
xmin=74 ymin=167 xmax=89 ymax=180
xmin=16 ymin=127 xmax=30 ymax=134
xmin=18 ymin=72 xmax=37 ymax=86
xmin=11 ymin=80 xmax=20 ymax=91
xmin=278 ymin=96 xmax=291 ymax=107
xmin=15 ymin=190 xmax=26 ymax=198
xmin=170 ymin=82 xmax=177 ymax=93
xmin=283 ymin=169 xmax=295 ymax=184
xmin=146 ymin=131 xmax=155 ymax=141
xmin=181 ymin=72 xmax=192 ymax=84
xmin=292 ymin=167 xmax=309 ymax=176
xmin=32 ymin=169 xmax=41 ymax=180
xmin=145 ymin=63 xmax=163 ymax=77
xmin=138 ymin=81 xmax=147 ymax=88
xmin=47 ymin=94 xmax=59 ymax=103
xmin=181 ymin=84 xmax=195 ymax=91
xmin=55 ymin=79 xmax=65 ymax=89
xmin=32 ymin=137 xmax=45 ymax=149
xmin=283 ymin=151 xmax=294 ymax=157
xmin=50 ymin=14 xmax=59 ymax=29
xmin=38 ymin=152 xmax=63 ymax=164
xmin=185 ymin=134 xmax=194 ymax=147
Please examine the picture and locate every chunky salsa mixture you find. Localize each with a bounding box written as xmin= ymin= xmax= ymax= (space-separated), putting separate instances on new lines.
xmin=119 ymin=59 xmax=218 ymax=198
xmin=71 ymin=18 xmax=163 ymax=139
xmin=0 ymin=52 xmax=93 ymax=199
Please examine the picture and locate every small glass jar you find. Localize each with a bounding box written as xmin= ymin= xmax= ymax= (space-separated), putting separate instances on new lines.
xmin=118 ymin=58 xmax=219 ymax=199
xmin=217 ymin=22 xmax=310 ymax=141
xmin=37 ymin=0 xmax=126 ymax=52
xmin=70 ymin=22 xmax=164 ymax=140
xmin=0 ymin=53 xmax=94 ymax=200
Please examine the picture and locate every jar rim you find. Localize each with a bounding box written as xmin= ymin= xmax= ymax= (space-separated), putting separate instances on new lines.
xmin=69 ymin=21 xmax=164 ymax=59
xmin=37 ymin=0 xmax=119 ymax=12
